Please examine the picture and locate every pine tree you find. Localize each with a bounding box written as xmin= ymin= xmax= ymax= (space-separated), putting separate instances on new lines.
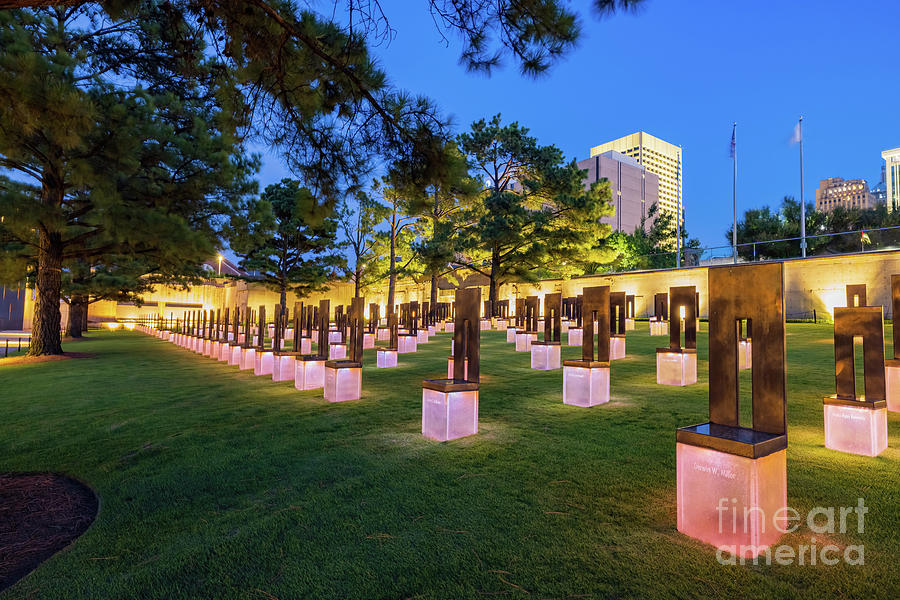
xmin=227 ymin=179 xmax=343 ymax=309
xmin=0 ymin=7 xmax=255 ymax=354
xmin=455 ymin=115 xmax=615 ymax=308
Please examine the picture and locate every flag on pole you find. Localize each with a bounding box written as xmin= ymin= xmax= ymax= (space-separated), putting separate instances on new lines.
xmin=790 ymin=121 xmax=802 ymax=145
xmin=729 ymin=124 xmax=736 ymax=158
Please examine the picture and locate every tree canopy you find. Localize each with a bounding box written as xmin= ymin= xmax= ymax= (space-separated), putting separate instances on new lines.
xmin=0 ymin=6 xmax=255 ymax=354
xmin=727 ymin=197 xmax=900 ymax=260
xmin=227 ymin=179 xmax=343 ymax=308
xmin=454 ymin=114 xmax=615 ymax=309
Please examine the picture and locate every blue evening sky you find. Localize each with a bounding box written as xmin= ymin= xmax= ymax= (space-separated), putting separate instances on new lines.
xmin=254 ymin=0 xmax=900 ymax=249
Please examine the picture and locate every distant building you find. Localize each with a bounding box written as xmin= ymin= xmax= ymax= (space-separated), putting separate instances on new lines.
xmin=815 ymin=177 xmax=873 ymax=212
xmin=883 ymin=147 xmax=900 ymax=211
xmin=589 ymin=132 xmax=682 ymax=228
xmin=576 ymin=150 xmax=659 ymax=233
xmin=202 ymin=255 xmax=246 ymax=277
xmin=871 ymin=165 xmax=887 ymax=205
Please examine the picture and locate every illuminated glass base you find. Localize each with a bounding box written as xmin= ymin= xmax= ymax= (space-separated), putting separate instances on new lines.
xmin=294 ymin=359 xmax=325 ymax=390
xmin=328 ymin=330 xmax=343 ymax=344
xmin=610 ymin=336 xmax=626 ymax=360
xmin=447 ymin=356 xmax=468 ymax=379
xmin=240 ymin=347 xmax=255 ymax=370
xmin=272 ymin=355 xmax=296 ymax=382
xmin=298 ymin=337 xmax=312 ymax=354
xmin=376 ymin=349 xmax=398 ymax=368
xmin=562 ymin=365 xmax=609 ymax=407
xmin=480 ymin=319 xmax=491 ymax=330
xmin=625 ymin=318 xmax=635 ymax=331
xmin=676 ymin=443 xmax=786 ymax=558
xmin=739 ymin=339 xmax=752 ymax=370
xmin=531 ymin=343 xmax=561 ymax=370
xmin=254 ymin=351 xmax=274 ymax=376
xmin=887 ymin=364 xmax=900 ymax=412
xmin=495 ymin=319 xmax=508 ymax=330
xmin=228 ymin=345 xmax=242 ymax=366
xmin=428 ymin=325 xmax=437 ymax=336
xmin=506 ymin=327 xmax=518 ymax=343
xmin=376 ymin=327 xmax=390 ymax=341
xmin=567 ymin=328 xmax=582 ymax=347
xmin=398 ymin=335 xmax=418 ymax=354
xmin=444 ymin=322 xmax=454 ymax=334
xmin=363 ymin=333 xmax=375 ymax=349
xmin=218 ymin=343 xmax=231 ymax=362
xmin=325 ymin=363 xmax=362 ymax=402
xmin=417 ymin=330 xmax=429 ymax=344
xmin=328 ymin=343 xmax=347 ymax=360
xmin=324 ymin=364 xmax=362 ymax=402
xmin=823 ymin=402 xmax=888 ymax=457
xmin=561 ymin=321 xmax=569 ymax=334
xmin=422 ymin=387 xmax=478 ymax=441
xmin=649 ymin=320 xmax=669 ymax=336
xmin=657 ymin=351 xmax=698 ymax=386
xmin=515 ymin=332 xmax=537 ymax=352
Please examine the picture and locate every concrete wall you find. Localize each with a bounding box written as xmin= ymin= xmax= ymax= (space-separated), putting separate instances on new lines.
xmin=51 ymin=248 xmax=900 ymax=326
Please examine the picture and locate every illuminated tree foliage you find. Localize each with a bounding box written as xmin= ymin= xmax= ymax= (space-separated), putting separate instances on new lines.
xmin=455 ymin=114 xmax=615 ymax=310
xmin=0 ymin=6 xmax=255 ymax=355
xmin=227 ymin=179 xmax=343 ymax=308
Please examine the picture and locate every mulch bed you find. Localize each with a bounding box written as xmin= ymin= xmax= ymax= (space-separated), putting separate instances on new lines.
xmin=0 ymin=352 xmax=97 ymax=367
xmin=0 ymin=473 xmax=99 ymax=592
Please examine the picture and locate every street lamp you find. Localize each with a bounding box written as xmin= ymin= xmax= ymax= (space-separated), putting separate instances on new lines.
xmin=217 ymin=254 xmax=223 ymax=276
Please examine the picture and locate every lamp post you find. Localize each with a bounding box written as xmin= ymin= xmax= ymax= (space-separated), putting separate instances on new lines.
xmin=217 ymin=254 xmax=223 ymax=276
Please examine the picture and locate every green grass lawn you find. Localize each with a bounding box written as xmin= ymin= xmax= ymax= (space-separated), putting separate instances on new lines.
xmin=1 ymin=324 xmax=899 ymax=599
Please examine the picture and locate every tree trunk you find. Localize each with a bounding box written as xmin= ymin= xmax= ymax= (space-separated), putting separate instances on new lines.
xmin=489 ymin=246 xmax=499 ymax=314
xmin=430 ymin=274 xmax=438 ymax=320
xmin=430 ymin=190 xmax=439 ymax=322
xmin=29 ymin=229 xmax=64 ymax=355
xmin=279 ymin=283 xmax=287 ymax=311
xmin=387 ymin=229 xmax=396 ymax=313
xmin=65 ymin=294 xmax=88 ymax=338
xmin=355 ymin=267 xmax=361 ymax=298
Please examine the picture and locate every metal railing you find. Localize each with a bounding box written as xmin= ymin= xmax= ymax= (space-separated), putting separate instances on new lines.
xmin=1 ymin=333 xmax=31 ymax=358
xmin=613 ymin=225 xmax=900 ymax=271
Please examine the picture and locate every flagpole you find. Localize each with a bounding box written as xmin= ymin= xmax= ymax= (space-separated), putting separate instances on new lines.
xmin=676 ymin=149 xmax=681 ymax=268
xmin=799 ymin=116 xmax=806 ymax=258
xmin=732 ymin=122 xmax=737 ymax=264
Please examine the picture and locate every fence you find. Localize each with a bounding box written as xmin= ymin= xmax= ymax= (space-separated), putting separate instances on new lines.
xmin=625 ymin=225 xmax=900 ymax=271
xmin=1 ymin=333 xmax=31 ymax=358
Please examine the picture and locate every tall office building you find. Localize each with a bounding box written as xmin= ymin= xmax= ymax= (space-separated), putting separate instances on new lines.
xmin=883 ymin=147 xmax=900 ymax=211
xmin=815 ymin=177 xmax=873 ymax=212
xmin=576 ymin=150 xmax=659 ymax=234
xmin=589 ymin=132 xmax=682 ymax=225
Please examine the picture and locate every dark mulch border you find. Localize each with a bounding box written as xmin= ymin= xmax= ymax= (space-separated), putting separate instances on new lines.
xmin=0 ymin=352 xmax=97 ymax=367
xmin=0 ymin=473 xmax=99 ymax=592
